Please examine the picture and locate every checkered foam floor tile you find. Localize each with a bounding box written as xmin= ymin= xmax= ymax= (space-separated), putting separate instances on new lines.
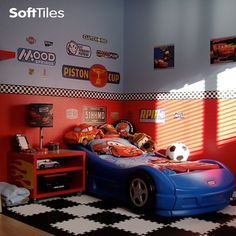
xmin=2 ymin=194 xmax=236 ymax=236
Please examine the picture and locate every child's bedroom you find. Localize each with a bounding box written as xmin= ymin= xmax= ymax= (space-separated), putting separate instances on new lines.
xmin=0 ymin=0 xmax=236 ymax=235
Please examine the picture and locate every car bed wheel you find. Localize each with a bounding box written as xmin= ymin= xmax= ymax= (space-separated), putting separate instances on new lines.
xmin=128 ymin=172 xmax=155 ymax=212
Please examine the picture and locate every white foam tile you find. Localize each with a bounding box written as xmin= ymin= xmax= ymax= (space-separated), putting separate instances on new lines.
xmin=170 ymin=218 xmax=220 ymax=234
xmin=110 ymin=207 xmax=140 ymax=217
xmin=218 ymin=205 xmax=236 ymax=216
xmin=51 ymin=218 xmax=105 ymax=235
xmin=10 ymin=203 xmax=53 ymax=216
xmin=226 ymin=218 xmax=236 ymax=228
xmin=65 ymin=194 xmax=101 ymax=204
xmin=112 ymin=218 xmax=164 ymax=235
xmin=59 ymin=205 xmax=104 ymax=217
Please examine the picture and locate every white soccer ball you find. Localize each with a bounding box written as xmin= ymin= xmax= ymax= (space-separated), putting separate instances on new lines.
xmin=166 ymin=143 xmax=190 ymax=161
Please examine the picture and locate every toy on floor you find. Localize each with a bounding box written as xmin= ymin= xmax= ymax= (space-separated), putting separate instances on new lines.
xmin=166 ymin=143 xmax=189 ymax=161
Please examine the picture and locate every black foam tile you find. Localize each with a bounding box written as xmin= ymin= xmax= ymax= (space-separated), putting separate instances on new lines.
xmin=208 ymin=225 xmax=236 ymax=236
xmin=230 ymin=197 xmax=236 ymax=206
xmin=145 ymin=226 xmax=200 ymax=236
xmin=86 ymin=211 xmax=131 ymax=225
xmin=22 ymin=210 xmax=75 ymax=228
xmin=83 ymin=226 xmax=138 ymax=236
xmin=40 ymin=198 xmax=79 ymax=209
xmin=140 ymin=214 xmax=185 ymax=225
xmin=87 ymin=198 xmax=123 ymax=210
xmin=193 ymin=212 xmax=236 ymax=224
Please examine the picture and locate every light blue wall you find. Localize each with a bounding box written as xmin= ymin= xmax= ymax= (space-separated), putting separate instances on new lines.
xmin=0 ymin=0 xmax=124 ymax=92
xmin=1 ymin=0 xmax=236 ymax=94
xmin=124 ymin=0 xmax=236 ymax=92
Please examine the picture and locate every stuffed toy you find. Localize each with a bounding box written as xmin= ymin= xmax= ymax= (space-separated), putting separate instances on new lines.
xmin=127 ymin=133 xmax=156 ymax=153
xmin=98 ymin=124 xmax=120 ymax=138
xmin=114 ymin=119 xmax=134 ymax=138
xmin=64 ymin=123 xmax=104 ymax=145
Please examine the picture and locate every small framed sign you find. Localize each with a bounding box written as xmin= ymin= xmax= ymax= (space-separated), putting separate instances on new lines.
xmin=15 ymin=134 xmax=30 ymax=151
xmin=83 ymin=106 xmax=107 ymax=124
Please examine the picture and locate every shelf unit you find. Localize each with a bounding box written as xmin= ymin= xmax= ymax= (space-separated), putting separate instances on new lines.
xmin=7 ymin=149 xmax=86 ymax=200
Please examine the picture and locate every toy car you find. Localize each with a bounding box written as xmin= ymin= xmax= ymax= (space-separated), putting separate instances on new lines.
xmin=64 ymin=123 xmax=104 ymax=145
xmin=37 ymin=159 xmax=60 ymax=169
xmin=70 ymin=137 xmax=234 ymax=217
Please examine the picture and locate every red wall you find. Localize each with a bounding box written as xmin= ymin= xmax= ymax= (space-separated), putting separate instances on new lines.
xmin=0 ymin=93 xmax=124 ymax=180
xmin=123 ymin=99 xmax=236 ymax=185
xmin=1 ymin=92 xmax=236 ymax=188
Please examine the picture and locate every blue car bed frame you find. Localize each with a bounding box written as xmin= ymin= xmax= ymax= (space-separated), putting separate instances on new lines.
xmin=71 ymin=138 xmax=234 ymax=217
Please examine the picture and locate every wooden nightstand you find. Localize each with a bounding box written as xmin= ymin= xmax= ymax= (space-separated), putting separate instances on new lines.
xmin=7 ymin=150 xmax=86 ymax=200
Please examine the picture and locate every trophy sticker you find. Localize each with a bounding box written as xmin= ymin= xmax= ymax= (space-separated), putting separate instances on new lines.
xmin=89 ymin=64 xmax=108 ymax=88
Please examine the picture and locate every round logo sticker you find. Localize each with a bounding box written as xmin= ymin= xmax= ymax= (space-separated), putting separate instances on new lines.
xmin=89 ymin=64 xmax=108 ymax=88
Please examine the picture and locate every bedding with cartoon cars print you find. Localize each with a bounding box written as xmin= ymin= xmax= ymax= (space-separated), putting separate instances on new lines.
xmin=92 ymin=139 xmax=143 ymax=157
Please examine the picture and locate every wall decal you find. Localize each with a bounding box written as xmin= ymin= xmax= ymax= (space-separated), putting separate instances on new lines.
xmin=0 ymin=49 xmax=16 ymax=60
xmin=89 ymin=64 xmax=108 ymax=87
xmin=83 ymin=106 xmax=106 ymax=124
xmin=17 ymin=48 xmax=56 ymax=66
xmin=44 ymin=40 xmax=53 ymax=47
xmin=66 ymin=108 xmax=78 ymax=120
xmin=41 ymin=68 xmax=48 ymax=80
xmin=28 ymin=68 xmax=35 ymax=75
xmin=110 ymin=112 xmax=119 ymax=120
xmin=210 ymin=36 xmax=236 ymax=64
xmin=66 ymin=40 xmax=91 ymax=58
xmin=96 ymin=50 xmax=119 ymax=59
xmin=173 ymin=112 xmax=184 ymax=119
xmin=2 ymin=84 xmax=232 ymax=100
xmin=26 ymin=36 xmax=36 ymax=45
xmin=140 ymin=109 xmax=165 ymax=123
xmin=62 ymin=64 xmax=120 ymax=85
xmin=154 ymin=44 xmax=174 ymax=69
xmin=82 ymin=34 xmax=107 ymax=44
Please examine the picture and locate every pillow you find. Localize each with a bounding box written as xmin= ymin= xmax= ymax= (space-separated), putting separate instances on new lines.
xmin=89 ymin=138 xmax=143 ymax=157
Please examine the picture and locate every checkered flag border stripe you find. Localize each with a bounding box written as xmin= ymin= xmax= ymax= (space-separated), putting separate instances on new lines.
xmin=1 ymin=84 xmax=236 ymax=100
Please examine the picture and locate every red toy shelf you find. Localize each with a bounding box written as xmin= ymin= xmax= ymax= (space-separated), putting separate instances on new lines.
xmin=7 ymin=149 xmax=86 ymax=200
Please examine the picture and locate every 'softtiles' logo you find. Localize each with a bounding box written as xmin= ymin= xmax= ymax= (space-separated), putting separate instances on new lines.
xmin=17 ymin=48 xmax=56 ymax=66
xmin=9 ymin=7 xmax=64 ymax=18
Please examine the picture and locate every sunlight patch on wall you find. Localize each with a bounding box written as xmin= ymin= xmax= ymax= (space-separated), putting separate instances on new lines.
xmin=217 ymin=99 xmax=236 ymax=146
xmin=155 ymin=100 xmax=204 ymax=155
xmin=170 ymin=79 xmax=205 ymax=92
xmin=217 ymin=67 xmax=236 ymax=90
xmin=217 ymin=67 xmax=236 ymax=146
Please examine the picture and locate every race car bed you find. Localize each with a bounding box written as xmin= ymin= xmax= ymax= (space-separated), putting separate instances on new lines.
xmin=70 ymin=137 xmax=234 ymax=217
